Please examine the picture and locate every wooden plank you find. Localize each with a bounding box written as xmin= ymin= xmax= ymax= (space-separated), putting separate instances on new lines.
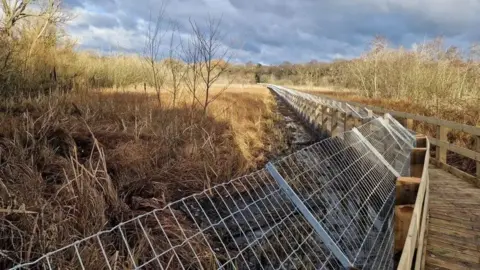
xmin=476 ymin=135 xmax=480 ymax=179
xmin=321 ymin=105 xmax=328 ymax=132
xmin=427 ymin=158 xmax=480 ymax=269
xmin=428 ymin=237 xmax=479 ymax=254
xmin=416 ymin=135 xmax=427 ymax=148
xmin=399 ymin=137 xmax=430 ymax=269
xmin=331 ymin=108 xmax=339 ymax=136
xmin=415 ymin=175 xmax=429 ymax=270
xmin=429 ymin=209 xmax=480 ymax=218
xmin=426 ymin=251 xmax=480 ymax=270
xmin=395 ymin=205 xmax=415 ymax=253
xmin=429 ymin=223 xmax=480 ymax=242
xmin=343 ymin=114 xmax=354 ymax=132
xmin=396 ymin=177 xmax=421 ymax=205
xmin=436 ymin=126 xmax=448 ymax=164
xmin=430 ymin=159 xmax=480 ymax=188
xmin=428 ymin=236 xmax=480 ymax=254
xmin=403 ymin=118 xmax=414 ymax=131
xmin=427 ymin=244 xmax=480 ymax=265
xmin=411 ymin=148 xmax=427 ymax=178
xmin=427 ymin=248 xmax=480 ymax=269
xmin=428 ymin=230 xmax=480 ymax=250
xmin=429 ymin=190 xmax=480 ymax=198
xmin=429 ymin=217 xmax=480 ymax=232
xmin=425 ymin=261 xmax=454 ymax=270
xmin=411 ymin=148 xmax=427 ymax=164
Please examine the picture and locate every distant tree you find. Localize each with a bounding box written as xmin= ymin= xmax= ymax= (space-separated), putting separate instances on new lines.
xmin=369 ymin=35 xmax=388 ymax=54
xmin=254 ymin=72 xmax=260 ymax=83
xmin=445 ymin=46 xmax=461 ymax=61
xmin=245 ymin=61 xmax=254 ymax=67
xmin=254 ymin=62 xmax=262 ymax=83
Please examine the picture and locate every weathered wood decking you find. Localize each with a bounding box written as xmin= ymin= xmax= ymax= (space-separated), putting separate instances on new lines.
xmin=426 ymin=166 xmax=480 ymax=270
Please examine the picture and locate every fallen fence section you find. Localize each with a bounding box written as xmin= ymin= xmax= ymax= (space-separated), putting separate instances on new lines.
xmin=12 ymin=87 xmax=416 ymax=270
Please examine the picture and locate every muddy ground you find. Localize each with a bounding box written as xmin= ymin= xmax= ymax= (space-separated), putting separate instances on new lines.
xmin=269 ymin=89 xmax=324 ymax=154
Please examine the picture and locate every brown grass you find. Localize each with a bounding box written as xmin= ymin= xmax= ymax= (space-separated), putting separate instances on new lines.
xmin=0 ymin=86 xmax=285 ymax=268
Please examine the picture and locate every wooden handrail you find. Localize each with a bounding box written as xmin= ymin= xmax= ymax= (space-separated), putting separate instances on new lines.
xmin=303 ymin=91 xmax=480 ymax=183
xmin=301 ymin=92 xmax=480 ymax=136
xmin=397 ymin=137 xmax=430 ymax=270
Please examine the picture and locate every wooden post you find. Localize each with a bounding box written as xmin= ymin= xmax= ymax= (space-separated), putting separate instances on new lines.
xmin=403 ymin=118 xmax=414 ymax=130
xmin=343 ymin=113 xmax=351 ymax=132
xmin=354 ymin=117 xmax=362 ymax=128
xmin=475 ymin=135 xmax=480 ymax=179
xmin=331 ymin=109 xmax=339 ymax=136
xmin=313 ymin=105 xmax=322 ymax=131
xmin=396 ymin=177 xmax=421 ymax=205
xmin=363 ymin=108 xmax=373 ymax=124
xmin=366 ymin=109 xmax=373 ymax=117
xmin=395 ymin=205 xmax=414 ymax=253
xmin=411 ymin=148 xmax=427 ymax=178
xmin=321 ymin=106 xmax=328 ymax=132
xmin=436 ymin=125 xmax=448 ymax=164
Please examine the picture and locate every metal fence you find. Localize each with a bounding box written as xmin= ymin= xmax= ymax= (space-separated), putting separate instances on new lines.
xmin=12 ymin=86 xmax=415 ymax=270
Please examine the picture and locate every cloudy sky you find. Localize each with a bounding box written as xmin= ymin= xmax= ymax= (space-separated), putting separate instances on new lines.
xmin=64 ymin=0 xmax=480 ymax=64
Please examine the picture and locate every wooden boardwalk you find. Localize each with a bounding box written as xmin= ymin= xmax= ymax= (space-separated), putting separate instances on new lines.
xmin=425 ymin=166 xmax=480 ymax=270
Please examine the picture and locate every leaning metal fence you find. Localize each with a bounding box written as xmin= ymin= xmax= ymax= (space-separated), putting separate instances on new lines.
xmin=12 ymin=87 xmax=415 ymax=270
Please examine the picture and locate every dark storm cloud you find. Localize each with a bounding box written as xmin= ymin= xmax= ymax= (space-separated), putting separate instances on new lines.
xmin=65 ymin=0 xmax=480 ymax=64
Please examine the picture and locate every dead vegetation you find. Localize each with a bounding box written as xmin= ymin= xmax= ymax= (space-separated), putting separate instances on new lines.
xmin=0 ymin=0 xmax=288 ymax=267
xmin=0 ymin=86 xmax=286 ymax=268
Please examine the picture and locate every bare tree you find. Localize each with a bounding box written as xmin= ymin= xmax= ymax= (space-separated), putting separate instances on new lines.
xmin=143 ymin=6 xmax=166 ymax=106
xmin=27 ymin=0 xmax=68 ymax=58
xmin=1 ymin=0 xmax=69 ymax=95
xmin=189 ymin=16 xmax=233 ymax=114
xmin=1 ymin=0 xmax=32 ymax=36
xmin=166 ymin=24 xmax=187 ymax=108
xmin=1 ymin=0 xmax=67 ymax=37
xmin=368 ymin=35 xmax=387 ymax=98
xmin=181 ymin=28 xmax=203 ymax=111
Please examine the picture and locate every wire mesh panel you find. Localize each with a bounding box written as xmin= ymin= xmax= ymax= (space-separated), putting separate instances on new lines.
xmin=268 ymin=85 xmax=371 ymax=121
xmin=354 ymin=118 xmax=414 ymax=176
xmin=12 ymin=169 xmax=343 ymax=270
xmin=384 ymin=114 xmax=417 ymax=147
xmin=268 ymin=130 xmax=397 ymax=269
xmin=11 ymin=85 xmax=412 ymax=270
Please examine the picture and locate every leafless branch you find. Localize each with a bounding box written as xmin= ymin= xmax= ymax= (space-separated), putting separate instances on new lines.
xmin=143 ymin=3 xmax=167 ymax=106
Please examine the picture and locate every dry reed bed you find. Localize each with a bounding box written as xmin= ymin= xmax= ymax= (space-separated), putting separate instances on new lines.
xmin=0 ymin=87 xmax=286 ymax=268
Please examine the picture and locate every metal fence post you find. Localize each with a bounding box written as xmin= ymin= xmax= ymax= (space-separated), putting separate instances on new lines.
xmin=265 ymin=162 xmax=353 ymax=269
